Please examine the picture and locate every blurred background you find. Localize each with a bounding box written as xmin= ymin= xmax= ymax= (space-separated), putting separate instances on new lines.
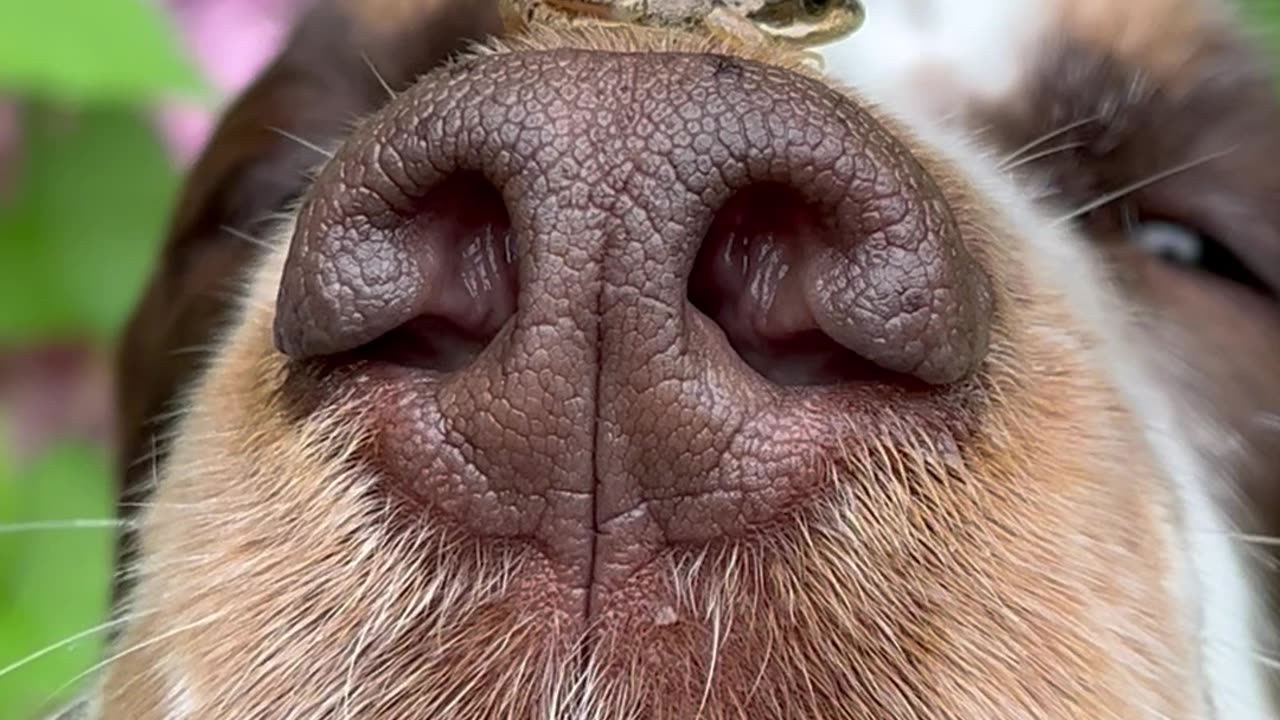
xmin=0 ymin=0 xmax=1278 ymax=717
xmin=0 ymin=1 xmax=302 ymax=715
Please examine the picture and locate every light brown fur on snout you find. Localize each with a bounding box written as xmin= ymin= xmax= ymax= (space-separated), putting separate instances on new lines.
xmin=99 ymin=25 xmax=1200 ymax=719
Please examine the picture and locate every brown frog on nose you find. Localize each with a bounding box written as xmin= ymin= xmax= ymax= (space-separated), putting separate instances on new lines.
xmin=499 ymin=0 xmax=865 ymax=48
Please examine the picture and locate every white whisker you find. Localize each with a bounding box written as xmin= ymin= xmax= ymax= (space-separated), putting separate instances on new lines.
xmin=1254 ymin=412 xmax=1280 ymax=431
xmin=0 ymin=611 xmax=156 ymax=681
xmin=221 ymin=225 xmax=275 ymax=251
xmin=56 ymin=611 xmax=227 ymax=702
xmin=1000 ymin=141 xmax=1087 ymax=172
xmin=1202 ymin=636 xmax=1280 ymax=675
xmin=269 ymin=127 xmax=334 ymax=159
xmin=1054 ymin=147 xmax=1238 ymax=225
xmin=1222 ymin=533 xmax=1280 ymax=548
xmin=0 ymin=519 xmax=128 ymax=534
xmin=362 ymin=53 xmax=396 ymax=99
xmin=144 ymin=406 xmax=194 ymax=428
xmin=1000 ymin=114 xmax=1099 ymax=167
xmin=168 ymin=344 xmax=222 ymax=358
xmin=1253 ymin=652 xmax=1280 ymax=673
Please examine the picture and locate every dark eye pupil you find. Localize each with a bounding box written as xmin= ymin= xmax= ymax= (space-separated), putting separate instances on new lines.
xmin=1196 ymin=234 xmax=1272 ymax=294
xmin=803 ymin=0 xmax=831 ymax=14
xmin=1132 ymin=221 xmax=1272 ymax=295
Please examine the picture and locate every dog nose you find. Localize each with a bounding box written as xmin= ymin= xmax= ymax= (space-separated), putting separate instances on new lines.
xmin=273 ymin=48 xmax=991 ymax=612
xmin=275 ymin=49 xmax=992 ymax=384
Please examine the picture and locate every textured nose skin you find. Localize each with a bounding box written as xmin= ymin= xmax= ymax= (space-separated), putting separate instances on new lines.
xmin=274 ymin=49 xmax=992 ymax=621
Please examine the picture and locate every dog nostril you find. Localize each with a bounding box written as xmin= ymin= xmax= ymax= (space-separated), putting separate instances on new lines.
xmin=360 ymin=173 xmax=515 ymax=372
xmin=274 ymin=171 xmax=515 ymax=373
xmin=690 ymin=183 xmax=888 ymax=386
xmin=690 ymin=182 xmax=991 ymax=387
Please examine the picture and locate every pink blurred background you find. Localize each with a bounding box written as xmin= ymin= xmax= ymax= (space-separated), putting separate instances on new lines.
xmin=157 ymin=0 xmax=305 ymax=164
xmin=0 ymin=0 xmax=305 ymax=463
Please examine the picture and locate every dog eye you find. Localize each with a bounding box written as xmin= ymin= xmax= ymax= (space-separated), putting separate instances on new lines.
xmin=1130 ymin=221 xmax=1203 ymax=265
xmin=1128 ymin=220 xmax=1271 ymax=293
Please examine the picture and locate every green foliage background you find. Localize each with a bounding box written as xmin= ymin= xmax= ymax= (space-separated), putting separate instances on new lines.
xmin=0 ymin=1 xmax=1277 ymax=718
xmin=0 ymin=2 xmax=202 ymax=717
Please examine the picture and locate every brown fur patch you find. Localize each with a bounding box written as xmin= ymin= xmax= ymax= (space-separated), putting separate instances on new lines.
xmin=1055 ymin=0 xmax=1237 ymax=90
xmin=340 ymin=0 xmax=452 ymax=34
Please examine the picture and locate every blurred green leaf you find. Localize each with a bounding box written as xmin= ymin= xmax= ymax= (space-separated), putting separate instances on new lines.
xmin=0 ymin=105 xmax=177 ymax=344
xmin=0 ymin=0 xmax=204 ymax=103
xmin=1248 ymin=0 xmax=1280 ymax=21
xmin=1242 ymin=0 xmax=1280 ymax=62
xmin=0 ymin=441 xmax=114 ymax=720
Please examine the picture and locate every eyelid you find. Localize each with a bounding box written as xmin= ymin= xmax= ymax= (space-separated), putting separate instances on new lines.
xmin=1128 ymin=213 xmax=1275 ymax=296
xmin=1135 ymin=172 xmax=1280 ymax=298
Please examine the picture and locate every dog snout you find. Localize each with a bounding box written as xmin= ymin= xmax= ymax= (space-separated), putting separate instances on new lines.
xmin=271 ymin=48 xmax=993 ymax=617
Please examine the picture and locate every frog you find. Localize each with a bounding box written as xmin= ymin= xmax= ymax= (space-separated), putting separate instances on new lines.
xmin=498 ymin=0 xmax=866 ymax=51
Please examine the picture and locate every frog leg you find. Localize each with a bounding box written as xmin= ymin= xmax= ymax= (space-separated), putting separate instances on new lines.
xmin=704 ymin=8 xmax=771 ymax=47
xmin=704 ymin=9 xmax=827 ymax=69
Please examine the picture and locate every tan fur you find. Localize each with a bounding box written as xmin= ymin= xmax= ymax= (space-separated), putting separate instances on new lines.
xmin=96 ymin=26 xmax=1202 ymax=718
xmin=1056 ymin=0 xmax=1236 ymax=89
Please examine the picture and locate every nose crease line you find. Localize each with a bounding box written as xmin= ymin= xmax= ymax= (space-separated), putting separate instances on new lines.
xmin=581 ymin=54 xmax=642 ymax=646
